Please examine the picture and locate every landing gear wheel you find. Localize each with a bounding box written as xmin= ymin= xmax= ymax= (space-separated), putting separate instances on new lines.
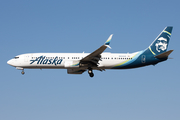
xmin=21 ymin=71 xmax=25 ymax=75
xmin=89 ymin=73 xmax=94 ymax=77
xmin=88 ymin=68 xmax=94 ymax=77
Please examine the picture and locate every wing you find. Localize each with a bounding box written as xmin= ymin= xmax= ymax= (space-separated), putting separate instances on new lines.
xmin=80 ymin=34 xmax=113 ymax=67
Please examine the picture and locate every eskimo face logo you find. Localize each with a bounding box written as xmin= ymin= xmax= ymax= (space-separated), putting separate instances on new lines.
xmin=155 ymin=37 xmax=167 ymax=52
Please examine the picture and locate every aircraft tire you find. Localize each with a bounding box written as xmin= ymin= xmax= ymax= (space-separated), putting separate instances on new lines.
xmin=21 ymin=71 xmax=25 ymax=75
xmin=89 ymin=73 xmax=94 ymax=77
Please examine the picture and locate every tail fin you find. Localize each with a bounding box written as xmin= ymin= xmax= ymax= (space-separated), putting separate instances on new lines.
xmin=148 ymin=26 xmax=173 ymax=55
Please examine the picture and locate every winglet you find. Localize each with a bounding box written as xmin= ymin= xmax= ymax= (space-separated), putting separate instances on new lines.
xmin=105 ymin=34 xmax=113 ymax=45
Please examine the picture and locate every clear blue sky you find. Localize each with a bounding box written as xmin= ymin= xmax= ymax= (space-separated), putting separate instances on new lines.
xmin=1 ymin=0 xmax=180 ymax=120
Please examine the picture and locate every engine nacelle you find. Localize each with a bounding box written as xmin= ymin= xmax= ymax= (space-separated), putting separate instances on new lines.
xmin=64 ymin=61 xmax=79 ymax=68
xmin=67 ymin=69 xmax=85 ymax=74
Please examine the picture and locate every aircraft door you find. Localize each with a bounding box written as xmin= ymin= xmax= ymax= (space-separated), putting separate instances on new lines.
xmin=141 ymin=55 xmax=146 ymax=63
xmin=24 ymin=55 xmax=30 ymax=62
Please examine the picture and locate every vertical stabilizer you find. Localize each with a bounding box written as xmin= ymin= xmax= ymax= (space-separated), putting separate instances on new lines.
xmin=148 ymin=26 xmax=173 ymax=55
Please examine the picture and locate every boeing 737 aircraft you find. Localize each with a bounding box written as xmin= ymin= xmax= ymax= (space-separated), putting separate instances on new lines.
xmin=7 ymin=26 xmax=173 ymax=77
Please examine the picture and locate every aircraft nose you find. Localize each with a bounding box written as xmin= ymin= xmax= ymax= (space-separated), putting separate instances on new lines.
xmin=7 ymin=59 xmax=13 ymax=66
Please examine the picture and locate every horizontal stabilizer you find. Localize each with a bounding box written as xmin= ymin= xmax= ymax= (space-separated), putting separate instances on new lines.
xmin=155 ymin=50 xmax=173 ymax=59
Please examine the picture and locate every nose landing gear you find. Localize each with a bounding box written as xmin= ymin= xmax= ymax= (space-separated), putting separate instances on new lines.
xmin=16 ymin=67 xmax=25 ymax=75
xmin=88 ymin=68 xmax=94 ymax=78
xmin=21 ymin=70 xmax=25 ymax=75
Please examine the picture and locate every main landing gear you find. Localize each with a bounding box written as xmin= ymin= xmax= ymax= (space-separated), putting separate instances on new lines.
xmin=88 ymin=68 xmax=94 ymax=78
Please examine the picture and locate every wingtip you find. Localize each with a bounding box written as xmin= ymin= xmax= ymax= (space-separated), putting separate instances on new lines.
xmin=106 ymin=45 xmax=112 ymax=49
xmin=105 ymin=34 xmax=113 ymax=45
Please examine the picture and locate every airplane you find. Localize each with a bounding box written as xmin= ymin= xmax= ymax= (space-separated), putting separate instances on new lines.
xmin=7 ymin=26 xmax=173 ymax=77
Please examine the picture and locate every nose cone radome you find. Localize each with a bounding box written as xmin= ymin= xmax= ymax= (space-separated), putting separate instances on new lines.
xmin=7 ymin=59 xmax=13 ymax=66
xmin=7 ymin=60 xmax=11 ymax=65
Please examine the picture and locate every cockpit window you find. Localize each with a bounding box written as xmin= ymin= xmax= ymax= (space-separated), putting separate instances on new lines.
xmin=14 ymin=57 xmax=19 ymax=59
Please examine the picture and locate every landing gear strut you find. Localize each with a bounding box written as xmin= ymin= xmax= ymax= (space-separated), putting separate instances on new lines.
xmin=88 ymin=68 xmax=94 ymax=78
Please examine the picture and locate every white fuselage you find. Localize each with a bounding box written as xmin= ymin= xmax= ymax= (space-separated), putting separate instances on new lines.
xmin=7 ymin=52 xmax=138 ymax=70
